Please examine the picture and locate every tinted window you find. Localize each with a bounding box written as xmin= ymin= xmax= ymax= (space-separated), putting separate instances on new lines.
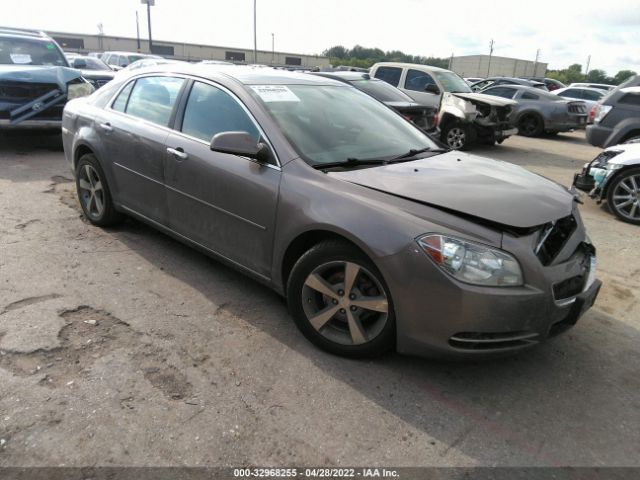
xmin=125 ymin=76 xmax=184 ymax=126
xmin=521 ymin=91 xmax=539 ymax=100
xmin=582 ymin=90 xmax=603 ymax=101
xmin=482 ymin=87 xmax=516 ymax=99
xmin=111 ymin=81 xmax=134 ymax=112
xmin=374 ymin=67 xmax=402 ymax=87
xmin=181 ymin=81 xmax=259 ymax=143
xmin=352 ymin=79 xmax=414 ymax=103
xmin=404 ymin=69 xmax=436 ymax=92
xmin=560 ymin=89 xmax=582 ymax=99
xmin=619 ymin=93 xmax=640 ymax=106
xmin=433 ymin=71 xmax=472 ymax=93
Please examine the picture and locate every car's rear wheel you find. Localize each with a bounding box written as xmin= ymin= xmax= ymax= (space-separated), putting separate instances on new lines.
xmin=441 ymin=122 xmax=473 ymax=150
xmin=518 ymin=113 xmax=544 ymax=137
xmin=287 ymin=241 xmax=395 ymax=358
xmin=76 ymin=154 xmax=123 ymax=227
xmin=607 ymin=168 xmax=640 ymax=225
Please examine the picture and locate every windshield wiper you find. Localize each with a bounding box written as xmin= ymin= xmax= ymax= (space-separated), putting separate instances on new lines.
xmin=312 ymin=157 xmax=389 ymax=170
xmin=386 ymin=147 xmax=438 ymax=162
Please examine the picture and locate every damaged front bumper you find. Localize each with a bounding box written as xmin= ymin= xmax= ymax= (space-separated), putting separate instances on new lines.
xmin=0 ymin=66 xmax=93 ymax=129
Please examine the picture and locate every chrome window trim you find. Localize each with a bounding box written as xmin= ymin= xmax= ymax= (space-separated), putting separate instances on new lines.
xmin=104 ymin=72 xmax=282 ymax=170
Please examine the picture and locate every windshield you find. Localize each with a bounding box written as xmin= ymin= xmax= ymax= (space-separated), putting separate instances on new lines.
xmin=0 ymin=37 xmax=67 ymax=66
xmin=433 ymin=71 xmax=472 ymax=93
xmin=351 ymin=79 xmax=414 ymax=103
xmin=253 ymin=84 xmax=436 ymax=165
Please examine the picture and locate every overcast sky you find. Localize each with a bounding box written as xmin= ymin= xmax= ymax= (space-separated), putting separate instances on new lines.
xmin=3 ymin=0 xmax=639 ymax=74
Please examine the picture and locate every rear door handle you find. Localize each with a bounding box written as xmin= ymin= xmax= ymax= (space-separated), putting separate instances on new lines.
xmin=167 ymin=147 xmax=188 ymax=160
xmin=98 ymin=122 xmax=113 ymax=132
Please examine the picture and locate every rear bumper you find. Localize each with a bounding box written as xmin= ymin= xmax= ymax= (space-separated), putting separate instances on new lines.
xmin=547 ymin=115 xmax=588 ymax=132
xmin=586 ymin=124 xmax=614 ymax=148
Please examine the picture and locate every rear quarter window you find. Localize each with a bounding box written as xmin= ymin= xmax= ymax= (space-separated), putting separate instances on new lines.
xmin=619 ymin=93 xmax=640 ymax=106
xmin=373 ymin=67 xmax=402 ymax=87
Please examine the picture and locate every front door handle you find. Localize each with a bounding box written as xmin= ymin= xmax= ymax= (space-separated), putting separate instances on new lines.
xmin=99 ymin=122 xmax=113 ymax=132
xmin=167 ymin=147 xmax=188 ymax=161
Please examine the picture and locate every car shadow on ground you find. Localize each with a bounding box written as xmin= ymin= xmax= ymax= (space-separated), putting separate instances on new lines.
xmin=105 ymin=215 xmax=640 ymax=465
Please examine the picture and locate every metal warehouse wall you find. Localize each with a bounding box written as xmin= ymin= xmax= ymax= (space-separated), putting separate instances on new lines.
xmin=450 ymin=55 xmax=547 ymax=78
xmin=48 ymin=30 xmax=331 ymax=68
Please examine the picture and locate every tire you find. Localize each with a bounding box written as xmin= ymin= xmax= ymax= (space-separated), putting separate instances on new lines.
xmin=286 ymin=240 xmax=395 ymax=358
xmin=75 ymin=153 xmax=123 ymax=227
xmin=518 ymin=113 xmax=544 ymax=137
xmin=606 ymin=167 xmax=640 ymax=225
xmin=441 ymin=122 xmax=474 ymax=150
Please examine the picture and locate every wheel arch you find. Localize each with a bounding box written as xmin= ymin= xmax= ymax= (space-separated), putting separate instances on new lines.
xmin=602 ymin=164 xmax=640 ymax=197
xmin=279 ymin=229 xmax=374 ymax=293
xmin=73 ymin=142 xmax=97 ymax=172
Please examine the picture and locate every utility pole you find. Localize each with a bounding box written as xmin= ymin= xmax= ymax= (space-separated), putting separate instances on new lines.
xmin=135 ymin=11 xmax=141 ymax=52
xmin=271 ymin=33 xmax=275 ymax=65
xmin=533 ymin=48 xmax=540 ymax=76
xmin=448 ymin=52 xmax=453 ymax=70
xmin=97 ymin=23 xmax=104 ymax=51
xmin=253 ymin=0 xmax=257 ymax=63
xmin=585 ymin=55 xmax=591 ymax=76
xmin=487 ymin=39 xmax=494 ymax=77
xmin=141 ymin=0 xmax=154 ymax=54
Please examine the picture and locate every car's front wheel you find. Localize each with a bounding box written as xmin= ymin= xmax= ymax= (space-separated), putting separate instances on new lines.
xmin=518 ymin=113 xmax=544 ymax=137
xmin=607 ymin=167 xmax=640 ymax=225
xmin=441 ymin=122 xmax=474 ymax=150
xmin=76 ymin=154 xmax=123 ymax=227
xmin=287 ymin=241 xmax=395 ymax=358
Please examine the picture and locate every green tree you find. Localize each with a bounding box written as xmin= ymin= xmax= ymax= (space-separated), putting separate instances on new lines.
xmin=586 ymin=69 xmax=608 ymax=83
xmin=323 ymin=45 xmax=449 ymax=70
xmin=614 ymin=70 xmax=637 ymax=84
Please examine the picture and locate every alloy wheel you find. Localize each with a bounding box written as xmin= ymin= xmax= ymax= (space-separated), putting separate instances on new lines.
xmin=611 ymin=173 xmax=640 ymax=221
xmin=78 ymin=164 xmax=105 ymax=219
xmin=301 ymin=261 xmax=389 ymax=346
xmin=446 ymin=127 xmax=466 ymax=149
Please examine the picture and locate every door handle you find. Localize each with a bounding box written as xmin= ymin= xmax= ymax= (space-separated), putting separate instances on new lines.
xmin=167 ymin=147 xmax=188 ymax=160
xmin=99 ymin=122 xmax=113 ymax=132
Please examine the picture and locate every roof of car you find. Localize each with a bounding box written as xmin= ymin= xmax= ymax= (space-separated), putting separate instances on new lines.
xmin=372 ymin=62 xmax=451 ymax=73
xmin=0 ymin=27 xmax=50 ymax=39
xmin=126 ymin=63 xmax=347 ymax=87
xmin=312 ymin=71 xmax=372 ymax=82
xmin=103 ymin=51 xmax=161 ymax=57
xmin=555 ymin=86 xmax=604 ymax=93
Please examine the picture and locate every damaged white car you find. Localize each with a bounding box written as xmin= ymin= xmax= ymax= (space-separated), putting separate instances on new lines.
xmin=370 ymin=62 xmax=518 ymax=150
xmin=574 ymin=142 xmax=640 ymax=225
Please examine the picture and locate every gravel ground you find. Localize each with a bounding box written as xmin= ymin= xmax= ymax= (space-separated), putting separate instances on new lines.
xmin=0 ymin=130 xmax=638 ymax=467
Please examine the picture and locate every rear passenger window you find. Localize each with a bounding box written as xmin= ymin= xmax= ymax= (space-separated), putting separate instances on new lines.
xmin=181 ymin=81 xmax=259 ymax=143
xmin=373 ymin=67 xmax=402 ymax=87
xmin=619 ymin=93 xmax=640 ymax=106
xmin=521 ymin=91 xmax=539 ymax=100
xmin=561 ymin=89 xmax=582 ymax=99
xmin=124 ymin=76 xmax=184 ymax=126
xmin=111 ymin=81 xmax=134 ymax=112
xmin=483 ymin=87 xmax=515 ymax=99
xmin=404 ymin=69 xmax=436 ymax=92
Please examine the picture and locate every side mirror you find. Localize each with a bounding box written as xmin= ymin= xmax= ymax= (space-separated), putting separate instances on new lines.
xmin=210 ymin=131 xmax=272 ymax=163
xmin=72 ymin=59 xmax=87 ymax=69
xmin=425 ymin=84 xmax=440 ymax=95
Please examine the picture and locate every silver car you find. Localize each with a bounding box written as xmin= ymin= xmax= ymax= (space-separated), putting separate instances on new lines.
xmin=62 ymin=64 xmax=601 ymax=358
xmin=481 ymin=85 xmax=588 ymax=136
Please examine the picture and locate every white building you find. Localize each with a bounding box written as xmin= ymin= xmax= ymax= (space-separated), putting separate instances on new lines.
xmin=450 ymin=55 xmax=548 ymax=78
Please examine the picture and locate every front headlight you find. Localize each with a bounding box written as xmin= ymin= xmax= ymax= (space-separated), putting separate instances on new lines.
xmin=67 ymin=81 xmax=95 ymax=100
xmin=417 ymin=234 xmax=523 ymax=286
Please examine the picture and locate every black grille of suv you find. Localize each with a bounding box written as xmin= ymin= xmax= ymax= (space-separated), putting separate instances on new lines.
xmin=535 ymin=215 xmax=577 ymax=266
xmin=0 ymin=82 xmax=60 ymax=102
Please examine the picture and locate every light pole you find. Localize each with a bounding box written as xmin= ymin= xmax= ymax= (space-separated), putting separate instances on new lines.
xmin=135 ymin=11 xmax=141 ymax=52
xmin=253 ymin=0 xmax=257 ymax=63
xmin=141 ymin=0 xmax=154 ymax=54
xmin=487 ymin=39 xmax=494 ymax=77
xmin=271 ymin=33 xmax=274 ymax=64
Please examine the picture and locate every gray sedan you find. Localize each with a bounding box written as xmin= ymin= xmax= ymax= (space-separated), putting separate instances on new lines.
xmin=61 ymin=64 xmax=601 ymax=358
xmin=481 ymin=85 xmax=588 ymax=136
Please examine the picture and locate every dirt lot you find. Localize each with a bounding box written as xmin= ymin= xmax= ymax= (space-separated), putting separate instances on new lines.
xmin=0 ymin=130 xmax=639 ymax=467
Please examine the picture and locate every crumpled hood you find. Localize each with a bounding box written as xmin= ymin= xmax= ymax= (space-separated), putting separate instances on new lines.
xmin=0 ymin=65 xmax=82 ymax=91
xmin=451 ymin=91 xmax=517 ymax=107
xmin=328 ymin=151 xmax=574 ymax=228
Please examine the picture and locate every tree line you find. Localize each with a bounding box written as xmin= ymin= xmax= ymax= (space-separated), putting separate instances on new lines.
xmin=324 ymin=45 xmax=636 ymax=85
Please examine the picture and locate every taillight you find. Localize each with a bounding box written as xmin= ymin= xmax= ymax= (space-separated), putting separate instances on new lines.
xmin=403 ymin=114 xmax=412 ymax=122
xmin=593 ymin=104 xmax=612 ymax=123
xmin=588 ymin=105 xmax=596 ymax=122
xmin=433 ymin=112 xmax=439 ymax=127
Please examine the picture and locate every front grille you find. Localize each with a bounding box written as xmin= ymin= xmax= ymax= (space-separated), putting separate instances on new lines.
xmin=449 ymin=331 xmax=539 ymax=350
xmin=535 ymin=215 xmax=577 ymax=266
xmin=568 ymin=103 xmax=587 ymax=114
xmin=553 ymin=275 xmax=585 ymax=301
xmin=0 ymin=81 xmax=60 ymax=102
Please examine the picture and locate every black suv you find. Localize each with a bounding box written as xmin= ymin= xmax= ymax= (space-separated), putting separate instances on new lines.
xmin=0 ymin=27 xmax=94 ymax=129
xmin=586 ymin=75 xmax=640 ymax=148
